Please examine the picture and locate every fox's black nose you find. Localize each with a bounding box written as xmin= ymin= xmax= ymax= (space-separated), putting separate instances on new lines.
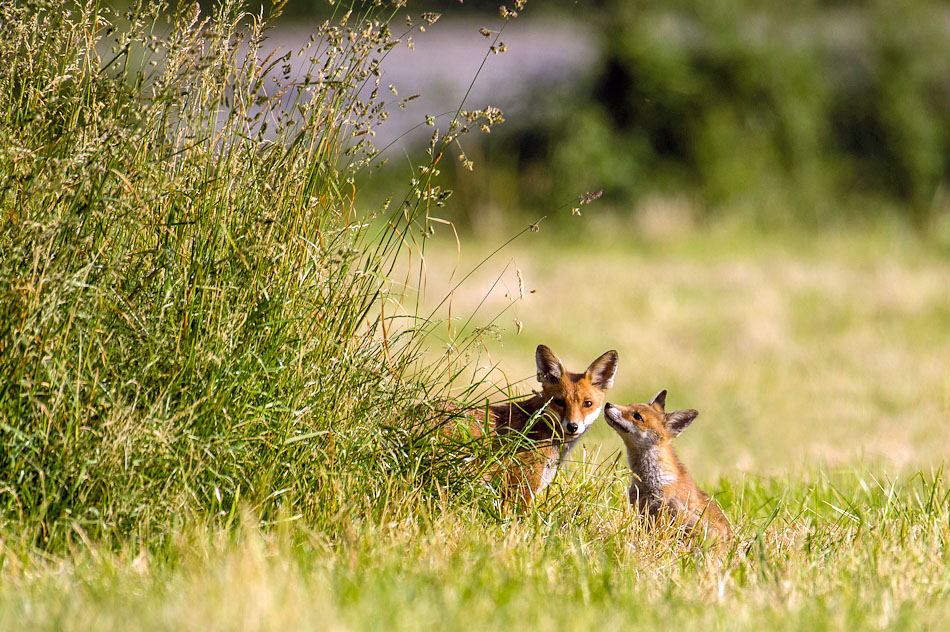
xmin=566 ymin=422 xmax=579 ymax=434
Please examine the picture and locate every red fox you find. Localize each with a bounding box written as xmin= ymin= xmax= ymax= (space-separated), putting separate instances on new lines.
xmin=604 ymin=390 xmax=730 ymax=539
xmin=442 ymin=345 xmax=618 ymax=504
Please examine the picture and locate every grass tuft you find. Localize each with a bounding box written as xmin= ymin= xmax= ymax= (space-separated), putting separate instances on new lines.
xmin=0 ymin=0 xmax=509 ymax=549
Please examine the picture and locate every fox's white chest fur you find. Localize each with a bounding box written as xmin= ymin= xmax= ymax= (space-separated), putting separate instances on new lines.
xmin=536 ymin=406 xmax=602 ymax=495
xmin=627 ymin=445 xmax=677 ymax=507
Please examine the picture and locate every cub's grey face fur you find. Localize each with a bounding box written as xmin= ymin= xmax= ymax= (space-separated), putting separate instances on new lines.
xmin=604 ymin=402 xmax=662 ymax=448
xmin=604 ymin=390 xmax=699 ymax=448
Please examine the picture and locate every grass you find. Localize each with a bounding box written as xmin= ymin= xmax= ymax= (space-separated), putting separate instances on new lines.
xmin=409 ymin=218 xmax=950 ymax=480
xmin=2 ymin=470 xmax=950 ymax=630
xmin=0 ymin=0 xmax=505 ymax=548
xmin=5 ymin=215 xmax=943 ymax=630
xmin=2 ymin=1 xmax=950 ymax=630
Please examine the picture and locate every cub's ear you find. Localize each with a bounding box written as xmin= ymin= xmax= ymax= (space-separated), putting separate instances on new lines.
xmin=665 ymin=409 xmax=698 ymax=437
xmin=586 ymin=349 xmax=619 ymax=389
xmin=536 ymin=345 xmax=565 ymax=384
xmin=648 ymin=389 xmax=667 ymax=413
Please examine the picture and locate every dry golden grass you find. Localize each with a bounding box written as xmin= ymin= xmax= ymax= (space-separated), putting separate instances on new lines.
xmin=409 ymin=219 xmax=950 ymax=483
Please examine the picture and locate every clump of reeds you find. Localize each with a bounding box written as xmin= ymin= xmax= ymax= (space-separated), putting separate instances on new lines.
xmin=0 ymin=0 xmax=514 ymax=550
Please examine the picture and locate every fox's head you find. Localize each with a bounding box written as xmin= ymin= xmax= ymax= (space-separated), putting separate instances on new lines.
xmin=535 ymin=344 xmax=619 ymax=440
xmin=604 ymin=390 xmax=698 ymax=450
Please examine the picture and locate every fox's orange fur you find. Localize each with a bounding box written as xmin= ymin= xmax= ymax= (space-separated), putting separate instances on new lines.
xmin=604 ymin=390 xmax=730 ymax=539
xmin=441 ymin=345 xmax=618 ymax=504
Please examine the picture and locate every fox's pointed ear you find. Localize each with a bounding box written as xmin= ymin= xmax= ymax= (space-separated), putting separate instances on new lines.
xmin=536 ymin=345 xmax=565 ymax=384
xmin=586 ymin=349 xmax=619 ymax=389
xmin=665 ymin=409 xmax=698 ymax=437
xmin=648 ymin=389 xmax=667 ymax=413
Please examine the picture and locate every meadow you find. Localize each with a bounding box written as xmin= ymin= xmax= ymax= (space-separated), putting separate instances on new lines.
xmin=415 ymin=217 xmax=950 ymax=478
xmin=2 ymin=1 xmax=950 ymax=630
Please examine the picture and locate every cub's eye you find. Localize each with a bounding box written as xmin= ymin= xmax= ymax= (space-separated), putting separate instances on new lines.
xmin=582 ymin=400 xmax=593 ymax=408
xmin=553 ymin=398 xmax=566 ymax=407
xmin=633 ymin=412 xmax=643 ymax=422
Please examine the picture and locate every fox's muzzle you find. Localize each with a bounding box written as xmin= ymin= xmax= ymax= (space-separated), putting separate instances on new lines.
xmin=604 ymin=403 xmax=622 ymax=428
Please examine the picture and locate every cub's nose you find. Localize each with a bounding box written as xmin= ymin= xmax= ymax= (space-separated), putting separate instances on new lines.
xmin=566 ymin=422 xmax=579 ymax=434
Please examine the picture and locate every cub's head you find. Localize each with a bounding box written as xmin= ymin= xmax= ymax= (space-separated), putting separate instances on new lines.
xmin=604 ymin=389 xmax=698 ymax=450
xmin=535 ymin=344 xmax=619 ymax=440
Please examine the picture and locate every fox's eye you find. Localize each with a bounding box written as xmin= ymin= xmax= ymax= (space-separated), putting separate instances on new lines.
xmin=633 ymin=412 xmax=643 ymax=422
xmin=583 ymin=400 xmax=593 ymax=408
xmin=553 ymin=398 xmax=566 ymax=407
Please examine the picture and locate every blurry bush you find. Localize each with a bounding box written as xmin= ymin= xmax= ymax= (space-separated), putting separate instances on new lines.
xmin=439 ymin=0 xmax=950 ymax=230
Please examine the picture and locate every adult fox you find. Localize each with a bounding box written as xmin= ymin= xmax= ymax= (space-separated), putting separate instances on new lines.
xmin=439 ymin=345 xmax=618 ymax=504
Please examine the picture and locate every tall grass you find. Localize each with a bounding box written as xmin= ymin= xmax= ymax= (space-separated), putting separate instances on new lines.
xmin=0 ymin=0 xmax=512 ymax=550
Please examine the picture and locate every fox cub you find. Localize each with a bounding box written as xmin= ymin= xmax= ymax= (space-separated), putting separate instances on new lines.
xmin=604 ymin=390 xmax=730 ymax=539
xmin=445 ymin=345 xmax=618 ymax=503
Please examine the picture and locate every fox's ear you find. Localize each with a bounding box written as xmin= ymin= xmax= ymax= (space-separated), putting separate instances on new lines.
xmin=665 ymin=409 xmax=698 ymax=437
xmin=536 ymin=345 xmax=565 ymax=384
xmin=586 ymin=349 xmax=619 ymax=389
xmin=648 ymin=389 xmax=667 ymax=413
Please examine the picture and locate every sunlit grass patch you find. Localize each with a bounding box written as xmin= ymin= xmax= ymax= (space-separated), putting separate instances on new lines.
xmin=411 ymin=225 xmax=950 ymax=479
xmin=1 ymin=470 xmax=949 ymax=631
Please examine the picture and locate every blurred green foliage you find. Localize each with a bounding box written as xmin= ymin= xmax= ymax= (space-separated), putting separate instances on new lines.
xmin=443 ymin=0 xmax=950 ymax=228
